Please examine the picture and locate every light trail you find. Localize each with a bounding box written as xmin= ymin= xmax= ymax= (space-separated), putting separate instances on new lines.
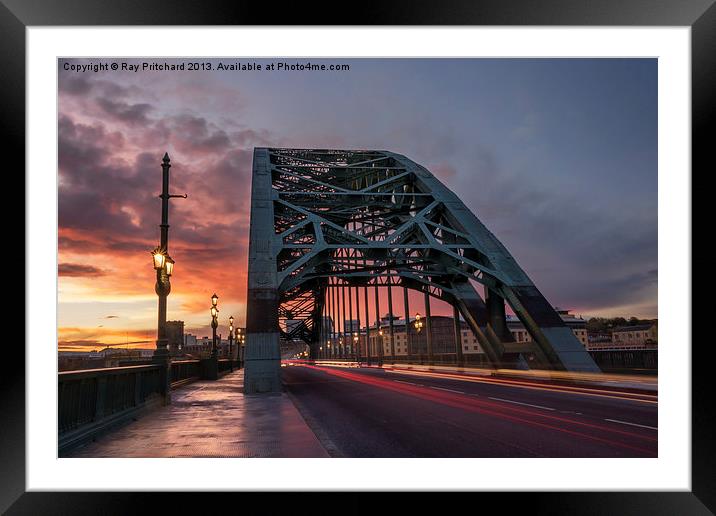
xmin=377 ymin=367 xmax=657 ymax=404
xmin=301 ymin=364 xmax=657 ymax=456
xmin=294 ymin=360 xmax=657 ymax=404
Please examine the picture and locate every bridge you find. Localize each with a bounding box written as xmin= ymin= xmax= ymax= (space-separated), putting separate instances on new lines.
xmin=58 ymin=148 xmax=657 ymax=459
xmin=244 ymin=148 xmax=600 ymax=394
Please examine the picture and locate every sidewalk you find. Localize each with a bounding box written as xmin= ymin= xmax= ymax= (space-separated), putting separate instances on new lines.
xmin=65 ymin=370 xmax=329 ymax=458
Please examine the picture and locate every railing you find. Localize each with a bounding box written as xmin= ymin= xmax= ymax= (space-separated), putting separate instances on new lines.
xmin=58 ymin=358 xmax=243 ymax=454
xmin=171 ymin=359 xmax=201 ymax=386
xmin=58 ymin=364 xmax=165 ymax=453
xmin=588 ymin=349 xmax=657 ymax=373
xmin=217 ymin=359 xmax=239 ymax=373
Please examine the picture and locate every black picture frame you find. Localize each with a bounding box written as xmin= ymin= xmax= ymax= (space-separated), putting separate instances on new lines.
xmin=3 ymin=0 xmax=711 ymax=513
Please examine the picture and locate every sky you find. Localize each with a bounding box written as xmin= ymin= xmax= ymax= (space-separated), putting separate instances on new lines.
xmin=57 ymin=58 xmax=657 ymax=351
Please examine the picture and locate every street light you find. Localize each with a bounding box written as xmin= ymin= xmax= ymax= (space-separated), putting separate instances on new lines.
xmin=238 ymin=331 xmax=245 ymax=367
xmin=151 ymin=152 xmax=186 ymax=371
xmin=414 ymin=312 xmax=423 ymax=333
xmin=152 ymin=247 xmax=166 ymax=270
xmin=210 ymin=294 xmax=219 ymax=358
xmin=228 ymin=315 xmax=234 ymax=372
xmin=164 ymin=255 xmax=175 ymax=276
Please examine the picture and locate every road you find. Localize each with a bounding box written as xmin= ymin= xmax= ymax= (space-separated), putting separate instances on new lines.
xmin=281 ymin=363 xmax=657 ymax=458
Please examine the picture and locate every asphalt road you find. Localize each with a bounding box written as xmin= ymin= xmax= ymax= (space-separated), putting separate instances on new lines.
xmin=281 ymin=364 xmax=658 ymax=458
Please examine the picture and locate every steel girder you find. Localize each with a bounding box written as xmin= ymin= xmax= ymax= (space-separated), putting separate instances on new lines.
xmin=244 ymin=148 xmax=599 ymax=392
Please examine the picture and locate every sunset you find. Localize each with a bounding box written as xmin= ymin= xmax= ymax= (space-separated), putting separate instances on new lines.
xmin=58 ymin=58 xmax=657 ymax=352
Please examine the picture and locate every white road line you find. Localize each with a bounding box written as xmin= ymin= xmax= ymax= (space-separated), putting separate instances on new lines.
xmin=430 ymin=386 xmax=465 ymax=394
xmin=488 ymin=396 xmax=556 ymax=411
xmin=394 ymin=380 xmax=421 ymax=386
xmin=604 ymin=418 xmax=658 ymax=430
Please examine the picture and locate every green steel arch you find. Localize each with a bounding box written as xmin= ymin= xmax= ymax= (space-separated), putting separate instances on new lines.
xmin=244 ymin=148 xmax=600 ymax=394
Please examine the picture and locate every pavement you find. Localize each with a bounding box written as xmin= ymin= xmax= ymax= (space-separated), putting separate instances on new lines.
xmin=282 ymin=363 xmax=658 ymax=458
xmin=65 ymin=369 xmax=329 ymax=458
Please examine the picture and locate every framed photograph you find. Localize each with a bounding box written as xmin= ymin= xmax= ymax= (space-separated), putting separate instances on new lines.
xmin=5 ymin=0 xmax=711 ymax=513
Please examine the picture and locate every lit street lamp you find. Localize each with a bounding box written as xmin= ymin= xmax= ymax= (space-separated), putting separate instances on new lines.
xmin=210 ymin=293 xmax=219 ymax=358
xmin=237 ymin=328 xmax=245 ymax=368
xmin=228 ymin=315 xmax=234 ymax=372
xmin=151 ymin=152 xmax=186 ymax=366
xmin=414 ymin=312 xmax=424 ymax=333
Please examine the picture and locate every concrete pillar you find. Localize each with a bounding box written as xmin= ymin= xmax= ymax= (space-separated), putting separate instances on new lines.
xmin=244 ymin=148 xmax=281 ymax=394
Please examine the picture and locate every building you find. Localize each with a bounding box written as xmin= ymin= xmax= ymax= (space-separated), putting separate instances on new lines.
xmin=506 ymin=308 xmax=588 ymax=347
xmin=58 ymin=348 xmax=154 ymax=371
xmin=184 ymin=333 xmax=197 ymax=349
xmin=323 ymin=307 xmax=589 ymax=360
xmin=360 ymin=315 xmax=483 ymax=358
xmin=590 ymin=323 xmax=657 ymax=350
xmin=166 ymin=320 xmax=184 ymax=355
xmin=181 ymin=335 xmax=212 ymax=357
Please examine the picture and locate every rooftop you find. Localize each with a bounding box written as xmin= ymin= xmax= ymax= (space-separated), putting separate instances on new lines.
xmin=613 ymin=324 xmax=656 ymax=332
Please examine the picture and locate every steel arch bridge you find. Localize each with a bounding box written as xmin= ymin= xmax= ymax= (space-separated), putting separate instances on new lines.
xmin=244 ymin=148 xmax=600 ymax=393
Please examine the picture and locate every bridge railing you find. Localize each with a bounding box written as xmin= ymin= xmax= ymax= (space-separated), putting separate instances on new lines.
xmin=217 ymin=358 xmax=236 ymax=373
xmin=170 ymin=359 xmax=202 ymax=386
xmin=58 ymin=364 xmax=166 ymax=453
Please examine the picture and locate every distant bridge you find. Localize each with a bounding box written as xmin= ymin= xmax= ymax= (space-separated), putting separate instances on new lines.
xmin=244 ymin=148 xmax=599 ymax=393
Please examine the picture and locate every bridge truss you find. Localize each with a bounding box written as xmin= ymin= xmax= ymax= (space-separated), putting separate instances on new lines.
xmin=244 ymin=148 xmax=599 ymax=393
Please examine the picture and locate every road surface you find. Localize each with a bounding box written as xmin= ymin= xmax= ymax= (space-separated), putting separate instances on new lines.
xmin=281 ymin=363 xmax=657 ymax=458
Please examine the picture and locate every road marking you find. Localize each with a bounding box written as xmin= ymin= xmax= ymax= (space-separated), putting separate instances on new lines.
xmin=430 ymin=386 xmax=465 ymax=394
xmin=394 ymin=380 xmax=421 ymax=386
xmin=488 ymin=396 xmax=556 ymax=411
xmin=604 ymin=418 xmax=658 ymax=430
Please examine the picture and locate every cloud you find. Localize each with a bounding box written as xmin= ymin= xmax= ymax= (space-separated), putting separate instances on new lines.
xmin=58 ymin=263 xmax=106 ymax=277
xmin=95 ymin=97 xmax=154 ymax=125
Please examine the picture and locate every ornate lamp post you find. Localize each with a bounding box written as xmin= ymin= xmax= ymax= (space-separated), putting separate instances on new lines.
xmin=353 ymin=332 xmax=359 ymax=363
xmin=228 ymin=315 xmax=234 ymax=372
xmin=151 ymin=153 xmax=186 ymax=365
xmin=150 ymin=153 xmax=186 ymax=404
xmin=210 ymin=293 xmax=219 ymax=358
